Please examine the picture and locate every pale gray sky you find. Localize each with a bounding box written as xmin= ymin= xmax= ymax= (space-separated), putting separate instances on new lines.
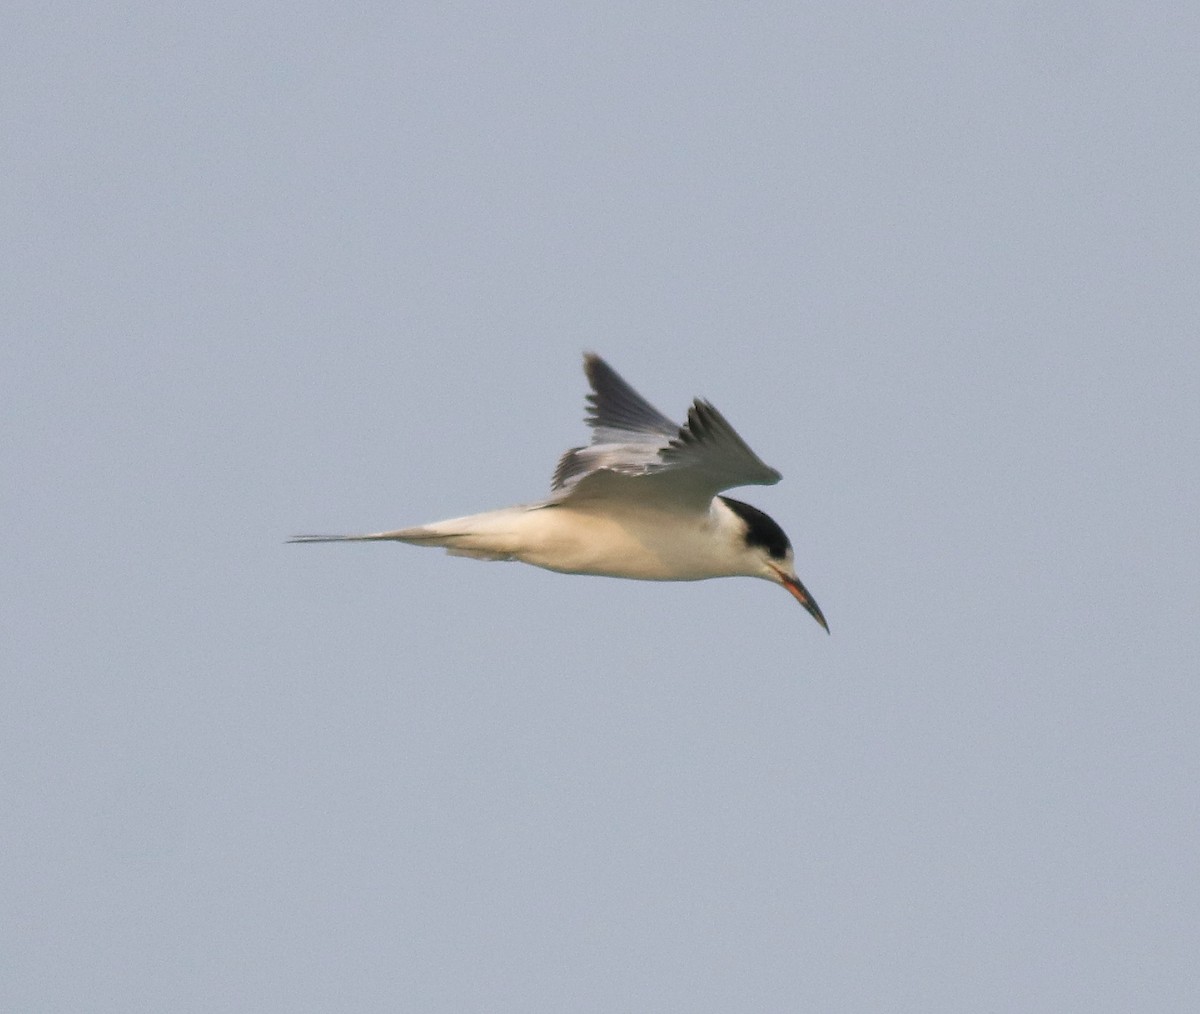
xmin=4 ymin=4 xmax=1198 ymax=1011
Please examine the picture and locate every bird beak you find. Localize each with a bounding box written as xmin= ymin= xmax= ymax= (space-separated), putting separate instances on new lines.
xmin=772 ymin=567 xmax=829 ymax=633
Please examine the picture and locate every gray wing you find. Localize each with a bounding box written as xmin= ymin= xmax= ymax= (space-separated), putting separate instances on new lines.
xmin=582 ymin=353 xmax=679 ymax=445
xmin=551 ymin=354 xmax=781 ymax=508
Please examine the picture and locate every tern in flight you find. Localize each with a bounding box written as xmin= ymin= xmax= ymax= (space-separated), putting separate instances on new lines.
xmin=291 ymin=354 xmax=828 ymax=631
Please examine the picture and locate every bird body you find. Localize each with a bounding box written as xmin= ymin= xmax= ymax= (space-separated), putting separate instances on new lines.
xmin=305 ymin=496 xmax=762 ymax=580
xmin=292 ymin=354 xmax=828 ymax=631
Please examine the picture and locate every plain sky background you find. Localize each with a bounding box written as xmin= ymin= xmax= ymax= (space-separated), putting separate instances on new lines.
xmin=4 ymin=3 xmax=1198 ymax=1011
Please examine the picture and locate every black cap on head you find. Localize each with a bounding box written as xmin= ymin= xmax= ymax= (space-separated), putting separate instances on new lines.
xmin=718 ymin=496 xmax=791 ymax=560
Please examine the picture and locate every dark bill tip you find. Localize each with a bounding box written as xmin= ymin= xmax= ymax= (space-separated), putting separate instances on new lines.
xmin=777 ymin=571 xmax=829 ymax=633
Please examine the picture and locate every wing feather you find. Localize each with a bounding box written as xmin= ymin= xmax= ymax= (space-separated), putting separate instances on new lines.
xmin=661 ymin=398 xmax=782 ymax=487
xmin=582 ymin=353 xmax=678 ymax=444
xmin=551 ymin=354 xmax=782 ymax=509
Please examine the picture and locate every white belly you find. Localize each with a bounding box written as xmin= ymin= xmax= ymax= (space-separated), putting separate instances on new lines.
xmin=508 ymin=504 xmax=731 ymax=581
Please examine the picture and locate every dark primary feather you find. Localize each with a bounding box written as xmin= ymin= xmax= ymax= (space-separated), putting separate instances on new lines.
xmin=582 ymin=353 xmax=678 ymax=441
xmin=661 ymin=399 xmax=782 ymax=487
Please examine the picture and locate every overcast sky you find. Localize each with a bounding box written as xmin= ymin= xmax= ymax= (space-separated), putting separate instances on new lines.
xmin=4 ymin=3 xmax=1198 ymax=1011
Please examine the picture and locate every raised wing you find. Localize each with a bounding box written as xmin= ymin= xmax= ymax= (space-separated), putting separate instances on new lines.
xmin=582 ymin=353 xmax=678 ymax=445
xmin=660 ymin=397 xmax=782 ymax=488
xmin=551 ymin=354 xmax=781 ymax=508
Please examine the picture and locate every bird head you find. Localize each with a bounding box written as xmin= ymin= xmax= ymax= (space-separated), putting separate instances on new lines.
xmin=718 ymin=496 xmax=828 ymax=633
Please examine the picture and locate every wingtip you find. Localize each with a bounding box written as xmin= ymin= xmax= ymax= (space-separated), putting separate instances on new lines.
xmin=582 ymin=351 xmax=607 ymax=382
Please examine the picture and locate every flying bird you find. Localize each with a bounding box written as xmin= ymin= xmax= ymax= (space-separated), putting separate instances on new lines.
xmin=291 ymin=354 xmax=828 ymax=631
